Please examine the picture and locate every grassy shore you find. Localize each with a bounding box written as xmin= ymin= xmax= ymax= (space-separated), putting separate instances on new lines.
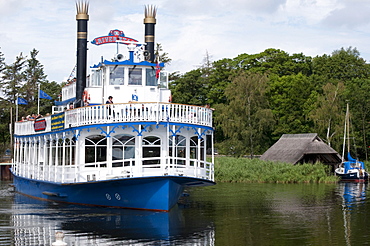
xmin=214 ymin=156 xmax=340 ymax=183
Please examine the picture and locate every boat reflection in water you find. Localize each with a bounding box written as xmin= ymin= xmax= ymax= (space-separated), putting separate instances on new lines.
xmin=338 ymin=182 xmax=366 ymax=246
xmin=11 ymin=194 xmax=214 ymax=245
xmin=340 ymin=182 xmax=366 ymax=209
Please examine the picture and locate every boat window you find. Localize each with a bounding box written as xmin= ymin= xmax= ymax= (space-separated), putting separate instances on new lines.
xmin=142 ymin=136 xmax=161 ymax=165
xmin=65 ymin=138 xmax=76 ymax=165
xmin=57 ymin=139 xmax=63 ymax=166
xmin=45 ymin=140 xmax=50 ymax=167
xmin=128 ymin=67 xmax=142 ymax=85
xmin=168 ymin=135 xmax=186 ymax=165
xmin=112 ymin=134 xmax=136 ymax=167
xmin=159 ymin=70 xmax=168 ymax=89
xmin=145 ymin=67 xmax=157 ymax=86
xmin=190 ymin=136 xmax=205 ymax=166
xmin=109 ymin=67 xmax=124 ymax=85
xmin=90 ymin=69 xmax=102 ymax=86
xmin=85 ymin=135 xmax=107 ymax=167
xmin=51 ymin=140 xmax=57 ymax=166
xmin=22 ymin=142 xmax=27 ymax=165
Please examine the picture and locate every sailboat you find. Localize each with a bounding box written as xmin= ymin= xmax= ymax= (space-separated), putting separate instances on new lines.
xmin=335 ymin=104 xmax=368 ymax=182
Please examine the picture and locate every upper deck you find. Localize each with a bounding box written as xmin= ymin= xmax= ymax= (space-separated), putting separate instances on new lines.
xmin=15 ymin=102 xmax=213 ymax=136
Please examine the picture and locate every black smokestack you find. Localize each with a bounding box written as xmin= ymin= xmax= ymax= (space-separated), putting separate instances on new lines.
xmin=144 ymin=5 xmax=156 ymax=63
xmin=75 ymin=1 xmax=89 ymax=107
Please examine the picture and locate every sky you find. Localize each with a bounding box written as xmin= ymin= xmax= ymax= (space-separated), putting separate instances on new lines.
xmin=1 ymin=0 xmax=370 ymax=82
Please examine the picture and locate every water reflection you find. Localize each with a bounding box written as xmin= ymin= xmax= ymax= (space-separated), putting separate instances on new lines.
xmin=3 ymin=181 xmax=370 ymax=246
xmin=339 ymin=182 xmax=367 ymax=210
xmin=338 ymin=182 xmax=367 ymax=246
xmin=6 ymin=192 xmax=215 ymax=246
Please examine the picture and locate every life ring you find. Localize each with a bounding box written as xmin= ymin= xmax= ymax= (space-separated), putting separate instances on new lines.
xmin=82 ymin=90 xmax=90 ymax=103
xmin=169 ymin=95 xmax=172 ymax=102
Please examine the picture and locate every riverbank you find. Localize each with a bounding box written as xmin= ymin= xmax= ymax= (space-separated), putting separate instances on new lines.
xmin=214 ymin=156 xmax=340 ymax=183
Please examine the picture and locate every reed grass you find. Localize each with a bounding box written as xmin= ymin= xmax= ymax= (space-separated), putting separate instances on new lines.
xmin=214 ymin=156 xmax=340 ymax=183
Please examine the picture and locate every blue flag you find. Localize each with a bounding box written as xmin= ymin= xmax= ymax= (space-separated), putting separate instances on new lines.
xmin=40 ymin=89 xmax=52 ymax=100
xmin=132 ymin=94 xmax=138 ymax=101
xmin=17 ymin=97 xmax=28 ymax=105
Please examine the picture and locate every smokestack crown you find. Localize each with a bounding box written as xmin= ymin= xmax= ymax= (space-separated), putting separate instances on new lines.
xmin=76 ymin=0 xmax=89 ymax=20
xmin=144 ymin=5 xmax=156 ymax=24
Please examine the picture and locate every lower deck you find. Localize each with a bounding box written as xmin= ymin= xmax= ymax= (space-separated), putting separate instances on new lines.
xmin=13 ymin=121 xmax=214 ymax=184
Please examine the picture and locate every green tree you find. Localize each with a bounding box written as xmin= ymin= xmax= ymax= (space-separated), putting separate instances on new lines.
xmin=23 ymin=49 xmax=48 ymax=113
xmin=268 ymin=73 xmax=315 ymax=136
xmin=235 ymin=48 xmax=312 ymax=76
xmin=309 ymin=82 xmax=345 ymax=149
xmin=215 ymin=71 xmax=274 ymax=156
xmin=38 ymin=80 xmax=62 ymax=116
xmin=170 ymin=69 xmax=208 ymax=105
xmin=1 ymin=53 xmax=26 ymax=104
xmin=206 ymin=58 xmax=234 ymax=105
xmin=155 ymin=43 xmax=172 ymax=65
xmin=343 ymin=78 xmax=370 ymax=160
xmin=312 ymin=47 xmax=370 ymax=82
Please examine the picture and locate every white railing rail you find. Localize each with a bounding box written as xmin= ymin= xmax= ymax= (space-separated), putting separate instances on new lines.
xmin=15 ymin=103 xmax=213 ymax=135
xmin=14 ymin=159 xmax=214 ymax=183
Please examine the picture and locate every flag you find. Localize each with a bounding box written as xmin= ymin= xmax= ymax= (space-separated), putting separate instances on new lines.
xmin=155 ymin=61 xmax=160 ymax=79
xmin=40 ymin=89 xmax=52 ymax=100
xmin=17 ymin=97 xmax=28 ymax=105
xmin=132 ymin=94 xmax=138 ymax=101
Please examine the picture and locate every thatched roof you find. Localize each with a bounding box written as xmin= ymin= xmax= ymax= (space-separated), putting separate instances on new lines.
xmin=260 ymin=133 xmax=341 ymax=165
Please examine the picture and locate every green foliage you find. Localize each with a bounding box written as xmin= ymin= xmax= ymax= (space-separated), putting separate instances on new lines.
xmin=155 ymin=43 xmax=172 ymax=65
xmin=168 ymin=46 xmax=370 ymax=158
xmin=170 ymin=69 xmax=208 ymax=105
xmin=214 ymin=157 xmax=339 ymax=183
xmin=267 ymin=73 xmax=315 ymax=135
xmin=312 ymin=47 xmax=370 ymax=81
xmin=0 ymin=48 xmax=62 ymax=151
xmin=235 ymin=48 xmax=312 ymax=76
xmin=309 ymin=82 xmax=345 ymax=150
xmin=215 ymin=71 xmax=274 ymax=156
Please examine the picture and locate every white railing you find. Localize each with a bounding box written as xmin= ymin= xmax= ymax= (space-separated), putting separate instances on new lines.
xmin=15 ymin=103 xmax=213 ymax=135
xmin=13 ymin=158 xmax=214 ymax=183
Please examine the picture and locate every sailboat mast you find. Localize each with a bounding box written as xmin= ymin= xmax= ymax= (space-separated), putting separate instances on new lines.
xmin=346 ymin=103 xmax=350 ymax=154
xmin=342 ymin=103 xmax=349 ymax=162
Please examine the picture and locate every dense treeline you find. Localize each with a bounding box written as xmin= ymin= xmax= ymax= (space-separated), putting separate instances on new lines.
xmin=0 ymin=48 xmax=62 ymax=155
xmin=170 ymin=47 xmax=370 ymax=160
xmin=1 ymin=46 xmax=370 ymax=161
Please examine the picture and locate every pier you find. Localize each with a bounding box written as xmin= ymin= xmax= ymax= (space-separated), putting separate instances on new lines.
xmin=0 ymin=162 xmax=12 ymax=181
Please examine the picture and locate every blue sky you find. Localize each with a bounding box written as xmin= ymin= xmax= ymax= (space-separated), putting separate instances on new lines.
xmin=1 ymin=0 xmax=370 ymax=82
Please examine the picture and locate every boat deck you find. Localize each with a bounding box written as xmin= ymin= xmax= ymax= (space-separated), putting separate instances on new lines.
xmin=15 ymin=102 xmax=213 ymax=136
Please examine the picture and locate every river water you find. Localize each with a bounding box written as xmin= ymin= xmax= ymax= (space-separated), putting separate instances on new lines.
xmin=0 ymin=180 xmax=368 ymax=245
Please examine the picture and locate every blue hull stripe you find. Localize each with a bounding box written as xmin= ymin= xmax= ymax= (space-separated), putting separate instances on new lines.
xmin=12 ymin=172 xmax=215 ymax=211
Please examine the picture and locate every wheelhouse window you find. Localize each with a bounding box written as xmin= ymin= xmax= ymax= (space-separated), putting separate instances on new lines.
xmin=112 ymin=134 xmax=135 ymax=167
xmin=109 ymin=67 xmax=124 ymax=85
xmin=128 ymin=67 xmax=142 ymax=85
xmin=145 ymin=67 xmax=157 ymax=86
xmin=90 ymin=69 xmax=102 ymax=86
xmin=159 ymin=71 xmax=168 ymax=89
xmin=85 ymin=135 xmax=107 ymax=167
xmin=142 ymin=136 xmax=161 ymax=165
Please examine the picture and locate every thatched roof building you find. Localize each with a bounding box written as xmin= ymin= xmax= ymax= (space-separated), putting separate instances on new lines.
xmin=260 ymin=133 xmax=341 ymax=165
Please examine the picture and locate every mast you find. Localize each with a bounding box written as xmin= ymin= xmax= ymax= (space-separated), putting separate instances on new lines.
xmin=342 ymin=103 xmax=350 ymax=162
xmin=75 ymin=1 xmax=89 ymax=107
xmin=347 ymin=103 xmax=350 ymax=154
